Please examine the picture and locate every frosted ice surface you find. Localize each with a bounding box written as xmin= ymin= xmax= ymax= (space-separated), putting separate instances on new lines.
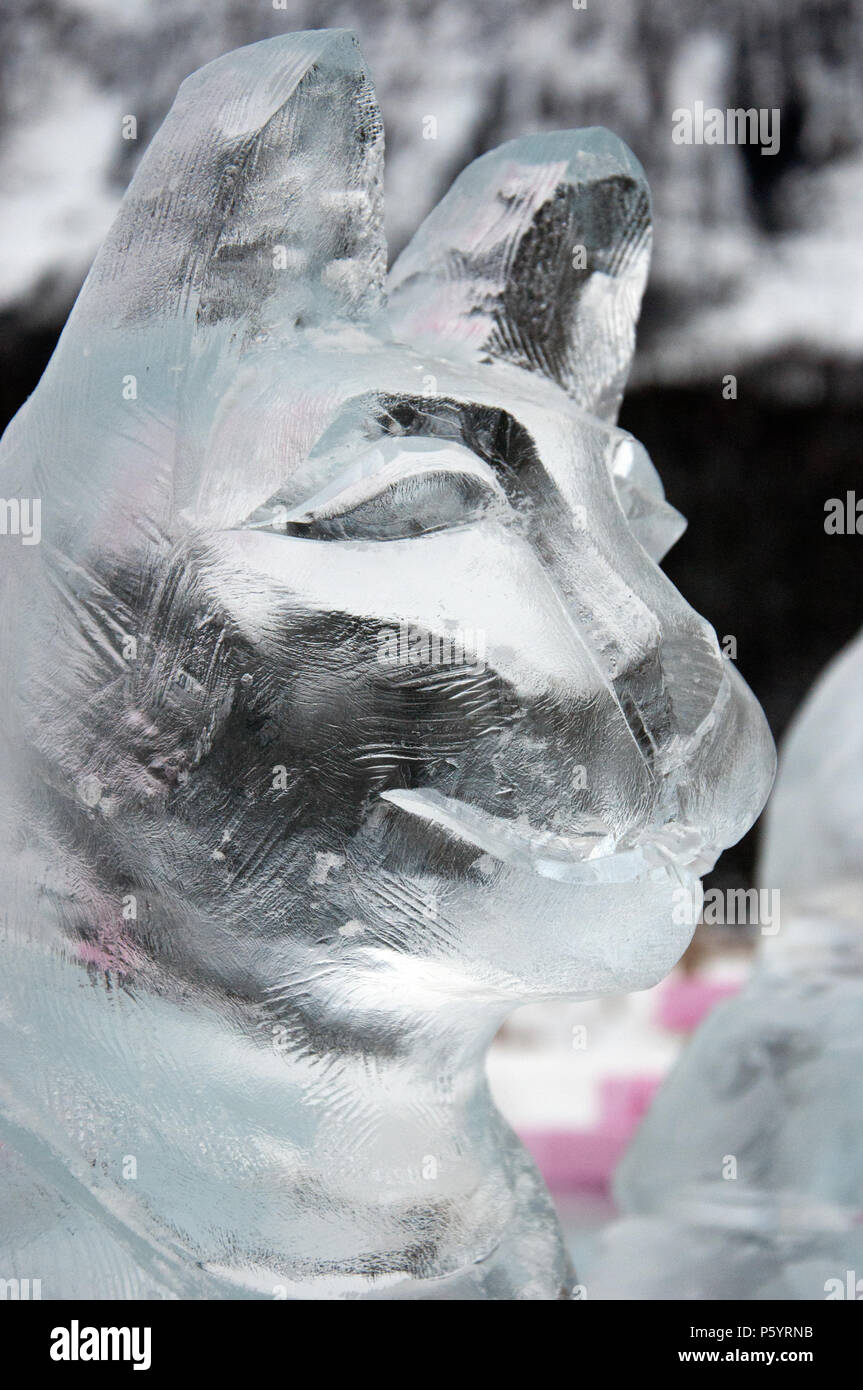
xmin=591 ymin=631 xmax=863 ymax=1300
xmin=387 ymin=128 xmax=652 ymax=422
xmin=0 ymin=31 xmax=774 ymax=1298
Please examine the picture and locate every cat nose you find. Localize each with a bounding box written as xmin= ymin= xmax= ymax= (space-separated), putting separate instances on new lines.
xmin=605 ymin=620 xmax=726 ymax=776
xmin=657 ymin=624 xmax=726 ymax=744
xmin=670 ymin=657 xmax=776 ymax=856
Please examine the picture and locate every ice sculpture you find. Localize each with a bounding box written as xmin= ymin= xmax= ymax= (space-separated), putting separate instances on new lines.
xmin=0 ymin=31 xmax=774 ymax=1299
xmin=591 ymin=631 xmax=863 ymax=1300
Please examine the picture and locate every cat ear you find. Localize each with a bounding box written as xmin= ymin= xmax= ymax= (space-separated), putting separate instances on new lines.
xmin=75 ymin=29 xmax=386 ymax=347
xmin=387 ymin=129 xmax=651 ymax=423
xmin=0 ymin=32 xmax=387 ymax=544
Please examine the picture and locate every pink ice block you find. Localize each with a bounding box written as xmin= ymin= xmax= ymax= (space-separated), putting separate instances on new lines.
xmin=518 ymin=1074 xmax=661 ymax=1193
xmin=657 ymin=975 xmax=741 ymax=1033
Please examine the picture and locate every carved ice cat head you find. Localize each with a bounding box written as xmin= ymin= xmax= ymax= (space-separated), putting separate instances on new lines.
xmin=0 ymin=30 xmax=774 ymax=1027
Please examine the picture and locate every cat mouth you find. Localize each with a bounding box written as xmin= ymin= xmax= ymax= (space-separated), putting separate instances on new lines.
xmin=380 ymin=787 xmax=717 ymax=885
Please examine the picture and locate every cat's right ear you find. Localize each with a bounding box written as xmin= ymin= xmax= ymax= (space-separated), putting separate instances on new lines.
xmin=388 ymin=129 xmax=651 ymax=425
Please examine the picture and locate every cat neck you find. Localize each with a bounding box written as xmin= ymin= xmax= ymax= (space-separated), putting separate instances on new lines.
xmin=1 ymin=932 xmax=572 ymax=1299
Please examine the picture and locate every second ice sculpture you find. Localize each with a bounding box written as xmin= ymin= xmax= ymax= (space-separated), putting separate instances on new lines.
xmin=0 ymin=30 xmax=774 ymax=1299
xmin=590 ymin=631 xmax=863 ymax=1301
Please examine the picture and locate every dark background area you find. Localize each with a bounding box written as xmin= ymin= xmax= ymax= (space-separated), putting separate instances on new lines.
xmin=622 ymin=377 xmax=862 ymax=889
